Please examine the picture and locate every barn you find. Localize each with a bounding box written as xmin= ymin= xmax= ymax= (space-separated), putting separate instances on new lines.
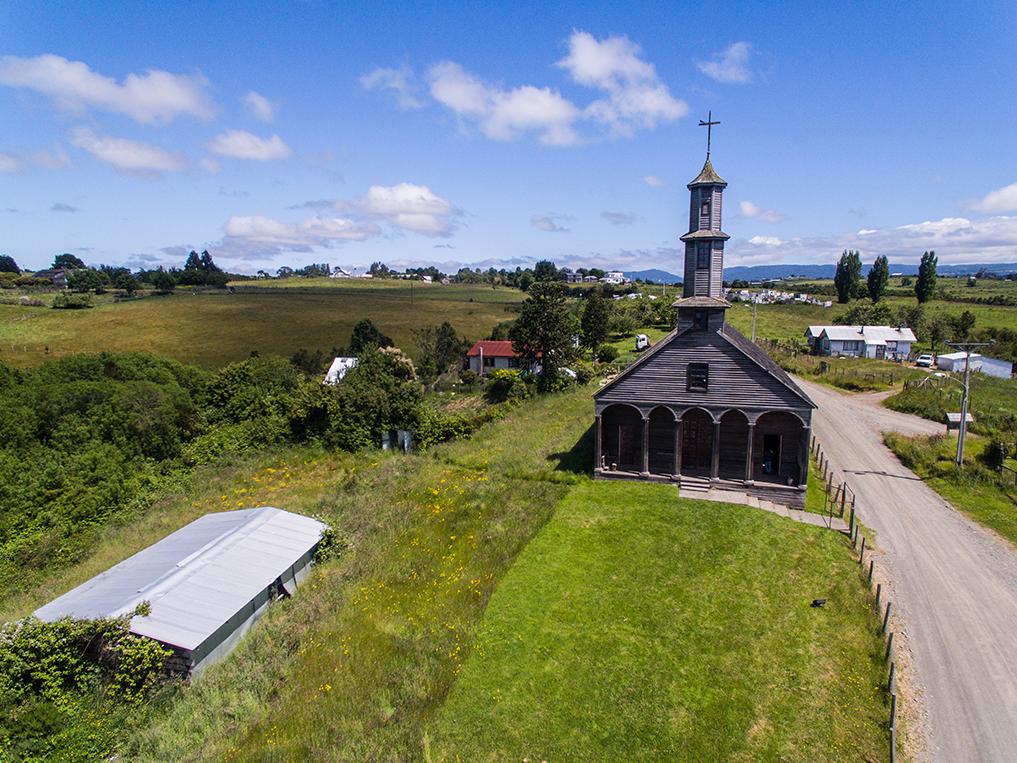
xmin=593 ymin=132 xmax=816 ymax=508
xmin=34 ymin=507 xmax=326 ymax=674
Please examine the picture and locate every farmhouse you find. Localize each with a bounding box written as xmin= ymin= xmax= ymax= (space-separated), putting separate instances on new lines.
xmin=466 ymin=340 xmax=526 ymax=376
xmin=806 ymin=325 xmax=916 ymax=360
xmin=35 ymin=507 xmax=325 ymax=675
xmin=593 ymin=133 xmax=816 ymax=508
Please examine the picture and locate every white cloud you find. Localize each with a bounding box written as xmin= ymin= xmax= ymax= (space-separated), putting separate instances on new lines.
xmin=0 ymin=54 xmax=214 ymax=123
xmin=971 ymin=181 xmax=1017 ymax=214
xmin=748 ymin=235 xmax=783 ymax=246
xmin=739 ymin=200 xmax=784 ymax=222
xmin=531 ymin=214 xmax=570 ymax=233
xmin=360 ymin=66 xmax=424 ymax=109
xmin=0 ymin=145 xmax=71 ymax=173
xmin=69 ymin=127 xmax=185 ymax=175
xmin=697 ymin=42 xmax=753 ymax=84
xmin=558 ymin=31 xmax=687 ymax=135
xmin=353 ymin=182 xmax=461 ymax=236
xmin=602 ymin=211 xmax=637 ymax=227
xmin=428 ymin=62 xmax=581 ymax=146
xmin=243 ymin=91 xmax=275 ymax=122
xmin=643 ymin=175 xmax=664 ymax=187
xmin=207 ymin=130 xmax=292 ymax=160
xmin=224 ymin=215 xmax=380 ymax=246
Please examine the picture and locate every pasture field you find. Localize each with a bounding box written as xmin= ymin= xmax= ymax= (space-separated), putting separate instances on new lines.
xmin=0 ymin=280 xmax=523 ymax=369
xmin=4 ymin=382 xmax=892 ymax=761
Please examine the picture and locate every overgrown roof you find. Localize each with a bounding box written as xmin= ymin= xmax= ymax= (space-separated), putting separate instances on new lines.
xmin=687 ymin=157 xmax=727 ymax=188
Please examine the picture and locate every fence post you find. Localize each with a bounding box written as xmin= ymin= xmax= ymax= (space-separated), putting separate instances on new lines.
xmin=848 ymin=504 xmax=855 ymax=539
xmin=881 ymin=602 xmax=892 ymax=635
xmin=887 ymin=661 xmax=896 ymax=693
xmin=858 ymin=535 xmax=866 ymax=564
xmin=868 ymin=559 xmax=874 ymax=583
xmin=875 ymin=583 xmax=882 ymax=609
xmin=889 ymin=693 xmax=898 ymax=763
xmin=885 ymin=631 xmax=894 ymax=662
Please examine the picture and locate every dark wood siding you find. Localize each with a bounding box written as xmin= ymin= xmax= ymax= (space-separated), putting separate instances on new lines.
xmin=596 ymin=330 xmax=811 ymax=415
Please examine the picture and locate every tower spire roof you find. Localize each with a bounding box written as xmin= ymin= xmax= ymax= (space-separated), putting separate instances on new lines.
xmin=687 ymin=157 xmax=727 ymax=188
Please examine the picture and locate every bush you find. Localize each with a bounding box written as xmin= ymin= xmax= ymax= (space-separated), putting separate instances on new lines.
xmin=484 ymin=369 xmax=529 ymax=403
xmin=982 ymin=439 xmax=1008 ymax=470
xmin=459 ymin=369 xmax=480 ymax=386
xmin=596 ymin=346 xmax=619 ymax=363
xmin=572 ymin=360 xmax=595 ymax=385
xmin=51 ymin=293 xmax=93 ymax=310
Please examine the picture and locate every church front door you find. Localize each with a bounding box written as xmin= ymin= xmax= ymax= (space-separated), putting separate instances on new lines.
xmin=681 ymin=410 xmax=713 ymax=474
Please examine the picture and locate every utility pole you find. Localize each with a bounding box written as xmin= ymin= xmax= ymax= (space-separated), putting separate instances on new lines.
xmin=946 ymin=340 xmax=992 ymax=467
xmin=751 ymin=297 xmax=757 ymax=343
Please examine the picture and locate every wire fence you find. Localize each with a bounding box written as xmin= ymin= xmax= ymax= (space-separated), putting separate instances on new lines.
xmin=811 ymin=434 xmax=899 ymax=762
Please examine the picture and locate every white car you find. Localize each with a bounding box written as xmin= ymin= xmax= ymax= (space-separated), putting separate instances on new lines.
xmin=635 ymin=334 xmax=650 ymax=351
xmin=915 ymin=354 xmax=934 ymax=368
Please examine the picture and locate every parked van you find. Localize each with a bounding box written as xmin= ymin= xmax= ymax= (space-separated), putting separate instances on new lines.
xmin=635 ymin=334 xmax=649 ymax=351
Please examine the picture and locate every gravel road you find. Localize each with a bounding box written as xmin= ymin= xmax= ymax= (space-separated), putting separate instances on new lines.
xmin=800 ymin=379 xmax=1017 ymax=762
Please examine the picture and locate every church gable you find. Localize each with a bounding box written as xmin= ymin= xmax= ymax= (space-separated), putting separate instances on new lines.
xmin=595 ymin=329 xmax=811 ymax=413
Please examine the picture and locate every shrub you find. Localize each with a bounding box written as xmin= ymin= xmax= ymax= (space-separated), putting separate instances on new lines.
xmin=572 ymin=360 xmax=595 ymax=385
xmin=982 ymin=439 xmax=1008 ymax=471
xmin=596 ymin=346 xmax=619 ymax=363
xmin=459 ymin=369 xmax=480 ymax=386
xmin=484 ymin=369 xmax=529 ymax=403
xmin=51 ymin=293 xmax=93 ymax=310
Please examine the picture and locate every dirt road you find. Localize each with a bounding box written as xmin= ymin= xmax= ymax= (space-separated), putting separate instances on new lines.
xmin=800 ymin=379 xmax=1017 ymax=761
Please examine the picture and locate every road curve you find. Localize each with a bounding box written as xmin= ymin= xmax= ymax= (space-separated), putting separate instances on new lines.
xmin=799 ymin=379 xmax=1017 ymax=762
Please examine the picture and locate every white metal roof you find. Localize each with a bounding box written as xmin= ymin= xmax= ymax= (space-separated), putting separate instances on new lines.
xmin=324 ymin=356 xmax=359 ymax=384
xmin=816 ymin=325 xmax=917 ymax=343
xmin=937 ymin=351 xmax=983 ymax=362
xmin=35 ymin=507 xmax=325 ymax=651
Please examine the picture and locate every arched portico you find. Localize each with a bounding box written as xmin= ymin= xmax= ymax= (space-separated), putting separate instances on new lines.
xmin=752 ymin=411 xmax=808 ymax=486
xmin=648 ymin=407 xmax=677 ymax=475
xmin=599 ymin=404 xmax=644 ymax=472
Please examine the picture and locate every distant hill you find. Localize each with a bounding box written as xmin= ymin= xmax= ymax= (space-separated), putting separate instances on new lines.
xmin=628 ymin=262 xmax=1017 ymax=284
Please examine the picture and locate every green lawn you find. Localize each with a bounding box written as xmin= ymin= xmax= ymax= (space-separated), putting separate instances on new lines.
xmin=0 ymin=281 xmax=522 ymax=368
xmin=429 ymin=480 xmax=890 ymax=762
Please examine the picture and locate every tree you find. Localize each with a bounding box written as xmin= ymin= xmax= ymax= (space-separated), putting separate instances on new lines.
xmin=952 ymin=310 xmax=976 ymax=340
xmin=349 ymin=318 xmax=393 ymax=354
xmin=927 ymin=314 xmax=949 ymax=355
xmin=413 ymin=321 xmax=470 ymax=382
xmin=199 ymin=250 xmax=221 ymax=273
xmin=517 ymin=271 xmax=534 ymax=292
xmin=916 ymin=250 xmax=938 ymax=303
xmin=67 ymin=268 xmax=105 ymax=293
xmin=867 ymin=255 xmax=889 ymax=303
xmin=509 ymin=281 xmax=579 ymax=390
xmin=184 ymin=250 xmax=203 ymax=271
xmin=52 ymin=253 xmax=86 ymax=270
xmin=369 ymin=261 xmax=391 ymax=278
xmin=580 ymin=292 xmax=611 ymax=353
xmin=834 ymin=250 xmax=862 ymax=304
xmin=0 ymin=254 xmax=19 ymax=273
xmin=533 ymin=260 xmax=559 ymax=282
xmin=150 ymin=268 xmax=176 ymax=293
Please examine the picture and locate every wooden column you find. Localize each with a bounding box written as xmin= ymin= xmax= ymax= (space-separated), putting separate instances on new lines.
xmin=641 ymin=414 xmax=650 ymax=476
xmin=673 ymin=416 xmax=683 ymax=477
xmin=744 ymin=422 xmax=756 ymax=484
xmin=675 ymin=419 xmax=683 ymax=478
xmin=594 ymin=414 xmax=603 ymax=472
xmin=710 ymin=418 xmax=721 ymax=482
xmin=799 ymin=425 xmax=811 ymax=488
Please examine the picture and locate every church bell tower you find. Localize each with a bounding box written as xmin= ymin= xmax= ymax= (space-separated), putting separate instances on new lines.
xmin=675 ymin=111 xmax=730 ymax=332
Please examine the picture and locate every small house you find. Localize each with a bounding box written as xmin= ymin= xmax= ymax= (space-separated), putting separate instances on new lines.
xmin=324 ymin=356 xmax=359 ymax=384
xmin=937 ymin=352 xmax=1013 ymax=379
xmin=466 ymin=340 xmax=526 ymax=376
xmin=807 ymin=325 xmax=916 ymax=360
xmin=35 ymin=507 xmax=326 ymax=675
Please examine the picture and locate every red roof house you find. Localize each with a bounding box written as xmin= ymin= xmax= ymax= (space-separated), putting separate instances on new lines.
xmin=466 ymin=340 xmax=525 ymax=375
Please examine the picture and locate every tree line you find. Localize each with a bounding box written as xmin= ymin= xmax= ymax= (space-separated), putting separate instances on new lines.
xmin=834 ymin=250 xmax=938 ymax=305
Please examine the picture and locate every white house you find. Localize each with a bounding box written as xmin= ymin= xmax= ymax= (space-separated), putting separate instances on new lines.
xmin=806 ymin=325 xmax=916 ymax=360
xmin=324 ymin=356 xmax=359 ymax=384
xmin=601 ymin=270 xmax=628 ymax=285
xmin=35 ymin=507 xmax=326 ymax=675
xmin=330 ymin=267 xmax=352 ymax=278
xmin=466 ymin=340 xmax=526 ymax=375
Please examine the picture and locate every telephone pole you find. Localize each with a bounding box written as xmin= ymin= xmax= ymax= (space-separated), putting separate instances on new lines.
xmin=946 ymin=340 xmax=993 ymax=467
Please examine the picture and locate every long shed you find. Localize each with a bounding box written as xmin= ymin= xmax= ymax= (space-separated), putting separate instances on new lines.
xmin=34 ymin=506 xmax=325 ymax=674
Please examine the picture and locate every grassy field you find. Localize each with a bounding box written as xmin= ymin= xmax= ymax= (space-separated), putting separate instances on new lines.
xmin=429 ymin=480 xmax=890 ymax=762
xmin=885 ymin=371 xmax=1017 ymax=437
xmin=0 ymin=280 xmax=523 ymax=369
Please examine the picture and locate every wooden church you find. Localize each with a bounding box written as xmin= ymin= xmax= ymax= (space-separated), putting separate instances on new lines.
xmin=593 ymin=121 xmax=816 ymax=508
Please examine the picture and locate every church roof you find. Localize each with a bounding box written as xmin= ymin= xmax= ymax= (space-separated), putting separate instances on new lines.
xmin=680 ymin=229 xmax=730 ymax=242
xmin=687 ymin=157 xmax=727 ymax=188
xmin=593 ymin=323 xmax=815 ymax=410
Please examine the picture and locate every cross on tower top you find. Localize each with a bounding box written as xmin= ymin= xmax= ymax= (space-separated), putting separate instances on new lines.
xmin=698 ymin=110 xmax=720 ymax=159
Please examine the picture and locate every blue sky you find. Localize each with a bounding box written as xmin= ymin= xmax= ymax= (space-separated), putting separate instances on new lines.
xmin=2 ymin=0 xmax=1017 ymax=274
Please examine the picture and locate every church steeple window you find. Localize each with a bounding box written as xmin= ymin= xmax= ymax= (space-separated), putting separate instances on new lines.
xmin=696 ymin=242 xmax=711 ymax=269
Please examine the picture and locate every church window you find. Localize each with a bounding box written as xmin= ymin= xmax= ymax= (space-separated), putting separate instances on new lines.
xmin=687 ymin=362 xmax=709 ymax=392
xmin=693 ymin=310 xmax=708 ymax=330
xmin=696 ymin=242 xmax=710 ymax=269
xmin=701 ymin=196 xmax=711 ymax=217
